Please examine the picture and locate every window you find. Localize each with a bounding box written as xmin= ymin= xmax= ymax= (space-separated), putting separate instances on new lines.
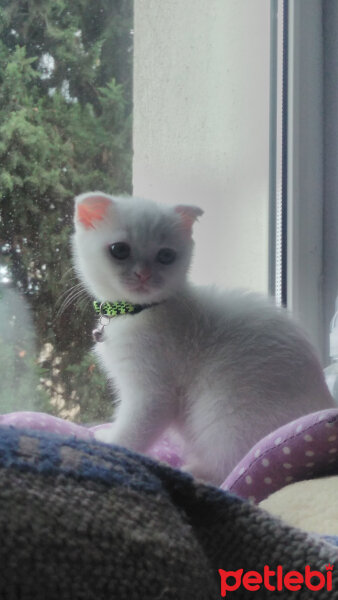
xmin=0 ymin=0 xmax=133 ymax=420
xmin=272 ymin=0 xmax=338 ymax=363
xmin=2 ymin=0 xmax=333 ymax=422
xmin=133 ymin=0 xmax=271 ymax=292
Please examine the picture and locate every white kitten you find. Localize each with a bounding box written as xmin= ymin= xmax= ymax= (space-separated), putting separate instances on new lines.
xmin=72 ymin=192 xmax=334 ymax=484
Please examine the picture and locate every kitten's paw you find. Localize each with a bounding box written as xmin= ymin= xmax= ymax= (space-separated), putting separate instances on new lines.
xmin=182 ymin=461 xmax=221 ymax=486
xmin=181 ymin=462 xmax=206 ymax=480
xmin=94 ymin=427 xmax=116 ymax=445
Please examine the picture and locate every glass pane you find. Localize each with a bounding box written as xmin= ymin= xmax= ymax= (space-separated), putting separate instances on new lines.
xmin=132 ymin=0 xmax=270 ymax=293
xmin=0 ymin=0 xmax=133 ymax=422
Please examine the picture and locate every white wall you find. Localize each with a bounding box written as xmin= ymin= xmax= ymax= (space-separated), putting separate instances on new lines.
xmin=133 ymin=0 xmax=270 ymax=292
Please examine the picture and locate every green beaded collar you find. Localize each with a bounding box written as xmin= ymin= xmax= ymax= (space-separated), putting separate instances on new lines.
xmin=93 ymin=300 xmax=157 ymax=318
xmin=92 ymin=300 xmax=158 ymax=342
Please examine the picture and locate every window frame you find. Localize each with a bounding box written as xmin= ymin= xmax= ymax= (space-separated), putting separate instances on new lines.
xmin=272 ymin=0 xmax=326 ymax=359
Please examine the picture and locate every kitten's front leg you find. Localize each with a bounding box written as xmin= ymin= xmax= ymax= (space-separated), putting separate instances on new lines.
xmin=94 ymin=387 xmax=173 ymax=453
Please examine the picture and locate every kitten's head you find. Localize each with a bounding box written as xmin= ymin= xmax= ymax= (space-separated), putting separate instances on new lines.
xmin=72 ymin=192 xmax=203 ymax=304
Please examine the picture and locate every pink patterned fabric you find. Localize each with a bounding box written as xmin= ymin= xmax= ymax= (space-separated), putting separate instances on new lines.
xmin=222 ymin=408 xmax=338 ymax=502
xmin=1 ymin=409 xmax=338 ymax=503
xmin=0 ymin=412 xmax=93 ymax=440
xmin=0 ymin=412 xmax=184 ymax=469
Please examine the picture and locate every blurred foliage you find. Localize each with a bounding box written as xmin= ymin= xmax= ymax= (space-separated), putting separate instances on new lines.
xmin=0 ymin=0 xmax=133 ymax=422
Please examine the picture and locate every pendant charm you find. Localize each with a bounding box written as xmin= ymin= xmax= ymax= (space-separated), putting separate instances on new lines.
xmin=92 ymin=304 xmax=114 ymax=343
xmin=92 ymin=326 xmax=105 ymax=343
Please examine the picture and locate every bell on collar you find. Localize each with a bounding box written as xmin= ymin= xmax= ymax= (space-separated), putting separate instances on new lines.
xmin=92 ymin=326 xmax=105 ymax=343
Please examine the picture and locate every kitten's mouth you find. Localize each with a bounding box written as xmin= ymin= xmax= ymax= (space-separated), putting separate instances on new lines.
xmin=126 ymin=282 xmax=152 ymax=295
xmin=122 ymin=281 xmax=164 ymax=304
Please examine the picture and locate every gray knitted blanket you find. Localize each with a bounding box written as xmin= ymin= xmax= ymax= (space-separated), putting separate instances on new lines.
xmin=0 ymin=426 xmax=337 ymax=599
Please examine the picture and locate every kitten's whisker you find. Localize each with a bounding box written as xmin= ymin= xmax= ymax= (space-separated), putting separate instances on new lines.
xmin=54 ymin=295 xmax=86 ymax=321
xmin=55 ymin=286 xmax=89 ymax=320
xmin=61 ymin=266 xmax=77 ymax=278
xmin=59 ymin=267 xmax=79 ymax=287
xmin=56 ymin=281 xmax=84 ymax=304
xmin=55 ymin=284 xmax=86 ymax=312
xmin=62 ymin=288 xmax=87 ymax=310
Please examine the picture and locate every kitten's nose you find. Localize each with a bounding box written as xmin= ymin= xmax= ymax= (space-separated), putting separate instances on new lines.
xmin=134 ymin=268 xmax=151 ymax=283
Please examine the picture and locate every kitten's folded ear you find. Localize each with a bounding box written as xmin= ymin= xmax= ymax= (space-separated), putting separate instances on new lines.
xmin=74 ymin=192 xmax=113 ymax=230
xmin=174 ymin=205 xmax=204 ymax=232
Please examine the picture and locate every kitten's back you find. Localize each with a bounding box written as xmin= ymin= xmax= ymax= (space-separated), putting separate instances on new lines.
xmin=155 ymin=285 xmax=333 ymax=409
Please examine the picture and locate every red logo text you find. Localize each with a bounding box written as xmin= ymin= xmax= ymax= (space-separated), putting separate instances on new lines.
xmin=218 ymin=564 xmax=333 ymax=596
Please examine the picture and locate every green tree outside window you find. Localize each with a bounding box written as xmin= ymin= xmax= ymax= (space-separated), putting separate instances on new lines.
xmin=0 ymin=0 xmax=133 ymax=422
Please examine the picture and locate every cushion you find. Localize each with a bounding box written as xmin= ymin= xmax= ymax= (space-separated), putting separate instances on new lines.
xmin=2 ymin=409 xmax=338 ymax=504
xmin=222 ymin=409 xmax=338 ymax=502
xmin=0 ymin=411 xmax=184 ymax=469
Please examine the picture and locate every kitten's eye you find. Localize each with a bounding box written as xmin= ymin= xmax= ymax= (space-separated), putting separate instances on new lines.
xmin=156 ymin=248 xmax=176 ymax=265
xmin=109 ymin=242 xmax=131 ymax=260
